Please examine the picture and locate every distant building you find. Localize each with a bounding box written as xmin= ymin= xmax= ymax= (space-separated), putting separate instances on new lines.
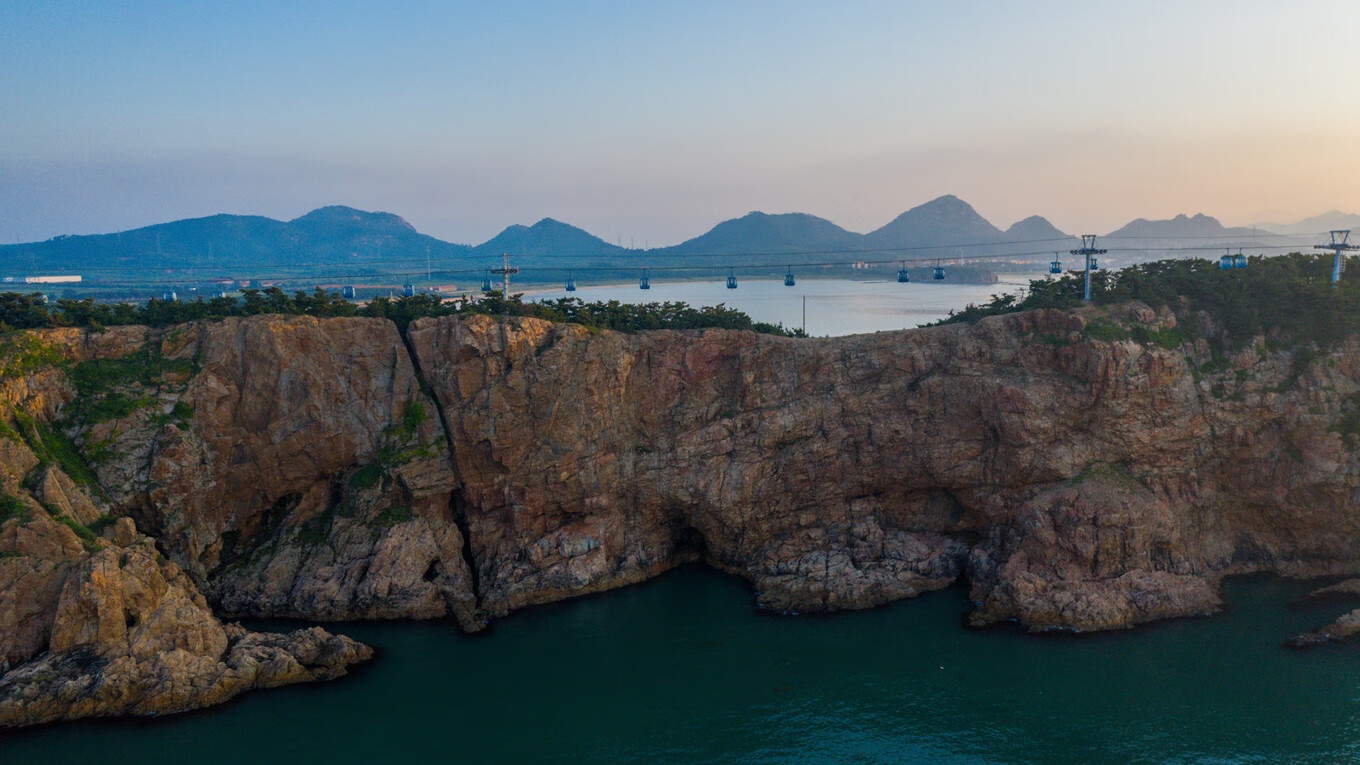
xmin=24 ymin=275 xmax=82 ymax=284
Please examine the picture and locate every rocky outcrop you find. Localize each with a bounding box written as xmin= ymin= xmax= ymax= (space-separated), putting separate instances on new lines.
xmin=6 ymin=302 xmax=1360 ymax=725
xmin=9 ymin=317 xmax=479 ymax=629
xmin=0 ymin=519 xmax=371 ymax=728
xmin=0 ymin=492 xmax=371 ymax=728
xmin=1285 ymin=578 xmax=1360 ymax=647
xmin=0 ymin=335 xmax=372 ymax=728
xmin=966 ymin=469 xmax=1220 ymax=631
xmin=407 ymin=309 xmax=1360 ymax=630
xmin=1286 ymin=608 xmax=1360 ymax=647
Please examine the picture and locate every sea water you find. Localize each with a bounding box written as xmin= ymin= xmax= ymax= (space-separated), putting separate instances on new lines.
xmin=527 ymin=276 xmax=1037 ymax=337
xmin=3 ymin=568 xmax=1359 ymax=763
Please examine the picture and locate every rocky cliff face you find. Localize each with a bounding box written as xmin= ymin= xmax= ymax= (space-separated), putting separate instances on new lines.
xmin=0 ymin=335 xmax=372 ymax=728
xmin=4 ymin=306 xmax=1360 ymax=726
xmin=407 ymin=309 xmax=1360 ymax=629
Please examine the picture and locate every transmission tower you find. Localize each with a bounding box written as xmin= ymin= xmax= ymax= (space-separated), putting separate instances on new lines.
xmin=1070 ymin=234 xmax=1107 ymax=302
xmin=490 ymin=253 xmax=519 ymax=295
xmin=1314 ymin=230 xmax=1357 ymax=285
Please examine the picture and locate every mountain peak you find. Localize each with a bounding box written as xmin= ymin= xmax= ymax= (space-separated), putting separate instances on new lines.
xmin=1106 ymin=212 xmax=1259 ymax=239
xmin=475 ymin=217 xmax=621 ymax=257
xmin=1005 ymin=215 xmax=1071 ymax=240
xmin=866 ymin=195 xmax=1003 ymax=248
xmin=290 ymin=206 xmax=415 ymax=233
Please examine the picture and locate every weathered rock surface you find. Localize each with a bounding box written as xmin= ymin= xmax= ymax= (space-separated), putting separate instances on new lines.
xmin=7 ymin=304 xmax=1360 ymax=725
xmin=0 ymin=527 xmax=371 ymax=728
xmin=1285 ymin=578 xmax=1360 ymax=647
xmin=966 ymin=470 xmax=1220 ymax=631
xmin=1309 ymin=578 xmax=1360 ymax=598
xmin=408 ymin=310 xmax=1360 ymax=629
xmin=1 ymin=337 xmax=372 ymax=728
xmin=10 ymin=317 xmax=478 ymax=628
xmin=1286 ymin=608 xmax=1360 ymax=648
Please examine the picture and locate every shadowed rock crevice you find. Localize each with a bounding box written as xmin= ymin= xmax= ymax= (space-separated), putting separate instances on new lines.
xmin=396 ymin=318 xmax=489 ymax=626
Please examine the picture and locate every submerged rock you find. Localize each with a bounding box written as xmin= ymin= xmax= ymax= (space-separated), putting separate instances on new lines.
xmin=1286 ymin=608 xmax=1360 ymax=648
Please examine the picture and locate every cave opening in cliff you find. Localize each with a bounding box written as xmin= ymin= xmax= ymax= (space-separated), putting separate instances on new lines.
xmin=667 ymin=516 xmax=709 ymax=563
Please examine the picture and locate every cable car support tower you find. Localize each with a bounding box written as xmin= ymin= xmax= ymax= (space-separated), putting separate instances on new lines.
xmin=490 ymin=253 xmax=519 ymax=295
xmin=1315 ymin=230 xmax=1357 ymax=286
xmin=1071 ymin=235 xmax=1106 ymax=302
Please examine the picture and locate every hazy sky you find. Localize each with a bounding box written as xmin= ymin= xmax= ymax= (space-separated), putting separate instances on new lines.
xmin=3 ymin=1 xmax=1357 ymax=246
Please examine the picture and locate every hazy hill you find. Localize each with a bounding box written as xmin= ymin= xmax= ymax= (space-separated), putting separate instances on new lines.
xmin=473 ymin=218 xmax=627 ymax=261
xmin=1005 ymin=215 xmax=1075 ymax=242
xmin=864 ymin=195 xmax=1005 ymax=252
xmin=1252 ymin=210 xmax=1360 ymax=237
xmin=1104 ymin=213 xmax=1261 ymax=240
xmin=651 ymin=212 xmax=866 ymax=262
xmin=0 ymin=206 xmax=471 ymax=279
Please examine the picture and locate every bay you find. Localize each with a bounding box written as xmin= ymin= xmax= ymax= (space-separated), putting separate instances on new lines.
xmin=527 ymin=276 xmax=1037 ymax=337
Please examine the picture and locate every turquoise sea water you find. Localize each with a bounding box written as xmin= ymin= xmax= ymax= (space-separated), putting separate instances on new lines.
xmin=5 ymin=567 xmax=1360 ymax=764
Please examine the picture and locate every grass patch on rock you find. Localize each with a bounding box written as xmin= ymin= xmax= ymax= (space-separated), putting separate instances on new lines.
xmin=0 ymin=492 xmax=31 ymax=523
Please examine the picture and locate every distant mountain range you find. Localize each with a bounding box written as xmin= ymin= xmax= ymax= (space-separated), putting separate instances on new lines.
xmin=0 ymin=197 xmax=1350 ymax=286
xmin=1105 ymin=213 xmax=1262 ymax=240
xmin=1251 ymin=210 xmax=1360 ymax=237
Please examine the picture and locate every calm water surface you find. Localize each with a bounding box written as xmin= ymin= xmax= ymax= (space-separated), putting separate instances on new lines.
xmin=529 ymin=276 xmax=1037 ymax=337
xmin=4 ymin=568 xmax=1360 ymax=764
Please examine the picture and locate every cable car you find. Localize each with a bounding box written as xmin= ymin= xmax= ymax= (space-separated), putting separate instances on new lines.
xmin=727 ymin=269 xmax=738 ymax=289
xmin=897 ymin=263 xmax=911 ymax=283
xmin=1235 ymin=255 xmax=1247 ymax=269
xmin=342 ymin=285 xmax=356 ymax=299
xmin=1219 ymin=253 xmax=1233 ymax=270
xmin=933 ymin=262 xmax=945 ymax=280
xmin=402 ymin=283 xmax=415 ymax=297
xmin=784 ymin=267 xmax=795 ymax=286
xmin=1049 ymin=257 xmax=1062 ymax=275
xmin=565 ymin=273 xmax=577 ymax=292
xmin=640 ymin=269 xmax=651 ymax=290
xmin=481 ymin=275 xmax=493 ymax=293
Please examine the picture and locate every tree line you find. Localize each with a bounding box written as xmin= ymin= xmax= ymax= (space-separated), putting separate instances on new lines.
xmin=939 ymin=252 xmax=1360 ymax=350
xmin=0 ymin=287 xmax=805 ymax=337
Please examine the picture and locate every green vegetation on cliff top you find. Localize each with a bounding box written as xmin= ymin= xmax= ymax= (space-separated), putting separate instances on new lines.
xmin=939 ymin=252 xmax=1360 ymax=351
xmin=0 ymin=286 xmax=804 ymax=337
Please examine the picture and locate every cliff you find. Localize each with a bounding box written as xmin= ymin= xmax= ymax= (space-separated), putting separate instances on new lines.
xmin=3 ymin=305 xmax=1360 ymax=726
xmin=406 ymin=308 xmax=1360 ymax=628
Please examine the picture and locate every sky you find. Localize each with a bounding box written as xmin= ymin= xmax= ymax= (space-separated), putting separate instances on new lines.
xmin=2 ymin=0 xmax=1358 ymax=246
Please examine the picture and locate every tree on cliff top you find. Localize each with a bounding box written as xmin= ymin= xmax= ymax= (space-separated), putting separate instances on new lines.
xmin=0 ymin=287 xmax=804 ymax=338
xmin=939 ymin=252 xmax=1360 ymax=351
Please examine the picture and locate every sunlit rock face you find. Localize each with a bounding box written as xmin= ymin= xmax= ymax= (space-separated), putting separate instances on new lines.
xmin=408 ymin=308 xmax=1360 ymax=629
xmin=5 ymin=303 xmax=1360 ymax=727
